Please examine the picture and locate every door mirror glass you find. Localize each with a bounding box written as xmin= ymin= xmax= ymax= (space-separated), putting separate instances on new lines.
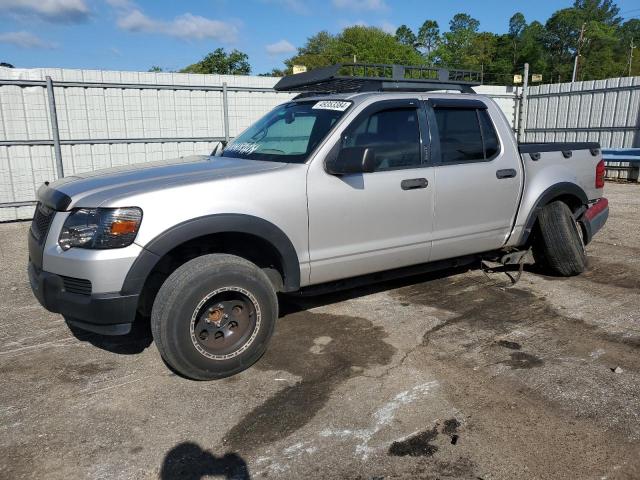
xmin=326 ymin=146 xmax=376 ymax=175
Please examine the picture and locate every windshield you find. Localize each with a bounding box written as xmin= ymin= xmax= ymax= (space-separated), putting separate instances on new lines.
xmin=221 ymin=100 xmax=352 ymax=163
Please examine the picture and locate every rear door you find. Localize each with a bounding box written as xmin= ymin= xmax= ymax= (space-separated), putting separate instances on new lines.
xmin=425 ymin=98 xmax=522 ymax=261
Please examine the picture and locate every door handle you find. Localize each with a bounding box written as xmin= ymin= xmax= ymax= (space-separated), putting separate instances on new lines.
xmin=401 ymin=178 xmax=428 ymax=190
xmin=496 ymin=169 xmax=517 ymax=179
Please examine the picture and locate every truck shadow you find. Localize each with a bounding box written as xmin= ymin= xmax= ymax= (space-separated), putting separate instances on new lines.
xmin=278 ymin=264 xmax=473 ymax=316
xmin=160 ymin=442 xmax=251 ymax=480
xmin=66 ymin=314 xmax=152 ymax=354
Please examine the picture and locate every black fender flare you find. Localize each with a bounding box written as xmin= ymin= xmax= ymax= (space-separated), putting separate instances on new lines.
xmin=121 ymin=214 xmax=301 ymax=295
xmin=518 ymin=182 xmax=588 ymax=245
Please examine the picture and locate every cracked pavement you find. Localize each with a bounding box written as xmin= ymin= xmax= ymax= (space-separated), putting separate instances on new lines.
xmin=1 ymin=182 xmax=639 ymax=479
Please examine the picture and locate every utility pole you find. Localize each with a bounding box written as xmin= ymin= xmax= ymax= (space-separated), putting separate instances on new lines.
xmin=572 ymin=23 xmax=586 ymax=83
xmin=629 ymin=38 xmax=636 ymax=77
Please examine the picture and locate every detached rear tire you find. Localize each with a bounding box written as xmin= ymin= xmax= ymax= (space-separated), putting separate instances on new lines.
xmin=534 ymin=200 xmax=586 ymax=276
xmin=151 ymin=254 xmax=278 ymax=380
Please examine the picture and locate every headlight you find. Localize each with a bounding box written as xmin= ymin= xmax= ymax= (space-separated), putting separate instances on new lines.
xmin=59 ymin=207 xmax=142 ymax=250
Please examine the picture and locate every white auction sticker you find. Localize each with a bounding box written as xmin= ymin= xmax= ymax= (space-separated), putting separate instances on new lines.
xmin=312 ymin=101 xmax=351 ymax=111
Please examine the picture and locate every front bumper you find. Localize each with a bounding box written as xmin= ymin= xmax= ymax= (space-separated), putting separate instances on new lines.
xmin=579 ymin=197 xmax=609 ymax=245
xmin=28 ymin=261 xmax=139 ymax=335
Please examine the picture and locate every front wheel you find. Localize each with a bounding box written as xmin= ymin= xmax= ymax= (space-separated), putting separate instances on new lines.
xmin=534 ymin=200 xmax=586 ymax=277
xmin=151 ymin=254 xmax=278 ymax=380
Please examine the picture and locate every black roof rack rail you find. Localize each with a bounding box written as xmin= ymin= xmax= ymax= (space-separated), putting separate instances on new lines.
xmin=274 ymin=63 xmax=481 ymax=94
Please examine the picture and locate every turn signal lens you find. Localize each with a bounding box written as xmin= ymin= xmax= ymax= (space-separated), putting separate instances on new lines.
xmin=110 ymin=219 xmax=139 ymax=235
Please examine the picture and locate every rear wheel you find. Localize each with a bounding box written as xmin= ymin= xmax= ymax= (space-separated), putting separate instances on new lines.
xmin=151 ymin=254 xmax=278 ymax=380
xmin=534 ymin=200 xmax=586 ymax=276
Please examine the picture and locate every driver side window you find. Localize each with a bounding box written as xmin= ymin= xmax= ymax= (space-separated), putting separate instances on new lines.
xmin=342 ymin=107 xmax=422 ymax=171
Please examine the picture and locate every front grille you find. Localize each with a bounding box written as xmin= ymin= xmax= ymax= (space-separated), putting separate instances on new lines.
xmin=61 ymin=276 xmax=92 ymax=295
xmin=30 ymin=203 xmax=55 ymax=243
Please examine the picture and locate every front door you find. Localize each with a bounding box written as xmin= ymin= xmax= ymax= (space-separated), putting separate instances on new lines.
xmin=306 ymin=99 xmax=434 ymax=285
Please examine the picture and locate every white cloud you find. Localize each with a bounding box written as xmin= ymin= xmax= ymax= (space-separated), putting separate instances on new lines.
xmin=0 ymin=30 xmax=57 ymax=48
xmin=0 ymin=0 xmax=90 ymax=23
xmin=265 ymin=39 xmax=296 ymax=55
xmin=116 ymin=9 xmax=238 ymax=42
xmin=332 ymin=0 xmax=388 ymax=12
xmin=379 ymin=20 xmax=395 ymax=34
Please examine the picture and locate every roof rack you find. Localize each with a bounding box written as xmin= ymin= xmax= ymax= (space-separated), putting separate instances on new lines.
xmin=274 ymin=63 xmax=481 ymax=94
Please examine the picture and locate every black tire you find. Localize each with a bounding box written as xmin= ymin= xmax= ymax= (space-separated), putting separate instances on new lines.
xmin=151 ymin=254 xmax=278 ymax=380
xmin=534 ymin=200 xmax=586 ymax=276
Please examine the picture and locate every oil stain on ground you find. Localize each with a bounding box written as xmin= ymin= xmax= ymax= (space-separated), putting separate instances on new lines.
xmin=223 ymin=311 xmax=396 ymax=452
xmin=496 ymin=340 xmax=522 ymax=350
xmin=388 ymin=418 xmax=461 ymax=457
xmin=392 ymin=272 xmax=639 ymax=370
xmin=502 ymin=352 xmax=544 ymax=369
xmin=388 ymin=426 xmax=439 ymax=457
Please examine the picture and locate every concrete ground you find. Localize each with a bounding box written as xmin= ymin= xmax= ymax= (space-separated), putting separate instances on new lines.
xmin=1 ymin=182 xmax=639 ymax=480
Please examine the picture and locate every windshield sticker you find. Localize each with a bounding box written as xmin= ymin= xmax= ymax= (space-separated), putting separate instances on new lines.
xmin=225 ymin=142 xmax=260 ymax=155
xmin=312 ymin=101 xmax=351 ymax=112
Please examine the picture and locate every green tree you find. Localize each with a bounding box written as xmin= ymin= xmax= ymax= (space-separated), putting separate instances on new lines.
xmin=435 ymin=13 xmax=480 ymax=67
xmin=284 ymin=26 xmax=424 ymax=70
xmin=269 ymin=1 xmax=636 ymax=85
xmin=619 ymin=19 xmax=640 ymax=75
xmin=509 ymin=13 xmax=527 ymax=66
xmin=573 ymin=0 xmax=620 ymax=25
xmin=545 ymin=8 xmax=582 ymax=81
xmin=282 ymin=30 xmax=337 ymax=72
xmin=181 ymin=48 xmax=251 ymax=75
xmin=545 ymin=1 xmax=624 ymax=82
xmin=395 ymin=25 xmax=417 ymax=47
xmin=519 ymin=21 xmax=550 ymax=78
xmin=417 ymin=20 xmax=440 ymax=58
xmin=148 ymin=65 xmax=163 ymax=72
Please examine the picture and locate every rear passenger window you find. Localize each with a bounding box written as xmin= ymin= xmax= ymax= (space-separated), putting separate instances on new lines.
xmin=343 ymin=108 xmax=421 ymax=171
xmin=434 ymin=107 xmax=500 ymax=163
xmin=479 ymin=110 xmax=499 ymax=158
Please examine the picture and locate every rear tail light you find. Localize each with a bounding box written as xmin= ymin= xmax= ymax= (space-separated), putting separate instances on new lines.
xmin=595 ymin=159 xmax=605 ymax=189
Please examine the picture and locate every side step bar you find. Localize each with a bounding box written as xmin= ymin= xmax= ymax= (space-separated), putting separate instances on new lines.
xmin=295 ymin=254 xmax=480 ymax=297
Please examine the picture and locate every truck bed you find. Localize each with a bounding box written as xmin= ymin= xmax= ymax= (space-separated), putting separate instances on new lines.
xmin=505 ymin=141 xmax=604 ymax=248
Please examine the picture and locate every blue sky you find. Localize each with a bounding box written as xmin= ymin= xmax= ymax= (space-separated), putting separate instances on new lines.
xmin=1 ymin=0 xmax=639 ymax=74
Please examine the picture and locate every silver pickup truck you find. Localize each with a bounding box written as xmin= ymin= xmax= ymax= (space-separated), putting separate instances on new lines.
xmin=28 ymin=64 xmax=608 ymax=379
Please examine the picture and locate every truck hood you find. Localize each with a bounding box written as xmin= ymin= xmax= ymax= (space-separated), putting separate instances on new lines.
xmin=47 ymin=155 xmax=287 ymax=208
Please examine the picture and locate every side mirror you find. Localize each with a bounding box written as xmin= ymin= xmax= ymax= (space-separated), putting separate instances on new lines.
xmin=326 ymin=146 xmax=376 ymax=175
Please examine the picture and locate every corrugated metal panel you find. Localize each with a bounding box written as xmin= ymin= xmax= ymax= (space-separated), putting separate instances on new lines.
xmin=0 ymin=67 xmax=298 ymax=220
xmin=524 ymin=76 xmax=640 ymax=148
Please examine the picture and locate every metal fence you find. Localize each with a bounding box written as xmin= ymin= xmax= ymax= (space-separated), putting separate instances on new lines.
xmin=0 ymin=68 xmax=295 ymax=220
xmin=522 ymin=76 xmax=640 ymax=148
